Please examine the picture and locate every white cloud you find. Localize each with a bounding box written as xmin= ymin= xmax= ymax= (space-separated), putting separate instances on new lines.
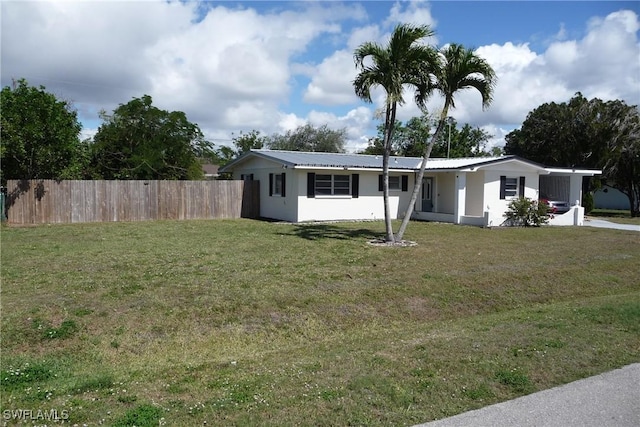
xmin=303 ymin=50 xmax=359 ymax=105
xmin=2 ymin=1 xmax=638 ymax=155
xmin=385 ymin=0 xmax=438 ymax=31
xmin=282 ymin=107 xmax=374 ymax=152
xmin=347 ymin=25 xmax=382 ymax=50
xmin=277 ymin=113 xmax=307 ymax=133
xmin=549 ymin=9 xmax=640 ymax=100
xmin=479 ymin=124 xmax=514 ymax=152
xmin=1 ymin=0 xmax=359 ymax=139
xmin=2 ymin=1 xmax=195 ymax=104
xmin=451 ymin=9 xmax=640 ymax=144
xmin=302 ymin=0 xmax=442 ymax=110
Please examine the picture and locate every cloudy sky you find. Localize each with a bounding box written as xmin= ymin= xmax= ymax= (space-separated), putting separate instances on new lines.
xmin=2 ymin=0 xmax=639 ymax=152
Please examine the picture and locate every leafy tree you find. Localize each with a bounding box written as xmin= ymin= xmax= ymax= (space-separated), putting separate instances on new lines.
xmin=232 ymin=129 xmax=266 ymax=155
xmin=91 ymin=95 xmax=210 ymax=180
xmin=210 ymin=145 xmax=238 ymax=169
xmin=397 ymin=116 xmax=432 ymax=157
xmin=602 ymin=105 xmax=640 ymax=216
xmin=266 ymin=124 xmax=346 ymax=153
xmin=358 ymin=120 xmax=407 ymax=156
xmin=504 ymin=94 xmax=600 ymax=167
xmin=489 ymin=145 xmax=504 ymax=156
xmin=206 ymin=130 xmax=267 ymax=176
xmin=354 ymin=24 xmax=439 ymax=242
xmin=363 ymin=116 xmax=493 ymax=158
xmin=504 ymin=94 xmax=640 ymax=216
xmin=359 ymin=136 xmax=386 ymax=156
xmin=396 ymin=43 xmax=496 ymax=240
xmin=0 ymin=79 xmax=85 ymax=184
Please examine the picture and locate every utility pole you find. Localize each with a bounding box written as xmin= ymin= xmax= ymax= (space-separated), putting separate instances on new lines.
xmin=446 ymin=117 xmax=454 ymax=158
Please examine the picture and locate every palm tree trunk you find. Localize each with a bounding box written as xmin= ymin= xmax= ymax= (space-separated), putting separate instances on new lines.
xmin=395 ymin=106 xmax=450 ymax=241
xmin=382 ymin=102 xmax=397 ymax=242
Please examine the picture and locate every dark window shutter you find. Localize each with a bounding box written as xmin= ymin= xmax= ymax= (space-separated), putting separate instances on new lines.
xmin=281 ymin=173 xmax=286 ymax=197
xmin=401 ymin=175 xmax=408 ymax=192
xmin=269 ymin=173 xmax=273 ymax=196
xmin=250 ymin=174 xmax=254 ymax=181
xmin=307 ymin=173 xmax=315 ymax=198
xmin=351 ymin=174 xmax=359 ymax=198
xmin=378 ymin=174 xmax=383 ymax=192
xmin=499 ymin=175 xmax=506 ymax=200
xmin=519 ymin=176 xmax=525 ymax=198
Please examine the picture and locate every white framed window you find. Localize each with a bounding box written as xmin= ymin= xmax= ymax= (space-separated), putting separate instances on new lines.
xmin=378 ymin=174 xmax=408 ymax=192
xmin=269 ymin=173 xmax=286 ymax=197
xmin=389 ymin=176 xmax=401 ymax=190
xmin=274 ymin=174 xmax=283 ymax=195
xmin=307 ymin=173 xmax=358 ymax=198
xmin=504 ymin=177 xmax=518 ymax=198
xmin=500 ymin=176 xmax=524 ymax=199
xmin=315 ymin=174 xmax=351 ymax=195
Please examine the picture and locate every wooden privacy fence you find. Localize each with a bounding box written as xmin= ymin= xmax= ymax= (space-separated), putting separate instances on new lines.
xmin=5 ymin=180 xmax=259 ymax=225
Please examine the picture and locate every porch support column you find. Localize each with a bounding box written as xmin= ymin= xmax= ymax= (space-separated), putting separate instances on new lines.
xmin=569 ymin=174 xmax=583 ymax=207
xmin=454 ymin=172 xmax=466 ymax=224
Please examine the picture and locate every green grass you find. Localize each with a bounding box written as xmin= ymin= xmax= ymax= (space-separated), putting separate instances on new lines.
xmin=1 ymin=219 xmax=639 ymax=425
xmin=588 ymin=209 xmax=640 ymax=225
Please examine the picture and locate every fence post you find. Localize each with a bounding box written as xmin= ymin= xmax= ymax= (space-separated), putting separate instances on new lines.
xmin=0 ymin=187 xmax=6 ymax=221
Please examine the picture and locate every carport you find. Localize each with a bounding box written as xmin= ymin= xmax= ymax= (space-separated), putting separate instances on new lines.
xmin=541 ymin=168 xmax=601 ymax=226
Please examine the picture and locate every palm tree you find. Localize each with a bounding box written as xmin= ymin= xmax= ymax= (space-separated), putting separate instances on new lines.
xmin=395 ymin=43 xmax=497 ymax=241
xmin=353 ymin=24 xmax=438 ymax=242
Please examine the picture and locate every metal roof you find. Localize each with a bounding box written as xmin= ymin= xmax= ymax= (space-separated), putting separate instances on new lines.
xmin=221 ymin=149 xmax=516 ymax=172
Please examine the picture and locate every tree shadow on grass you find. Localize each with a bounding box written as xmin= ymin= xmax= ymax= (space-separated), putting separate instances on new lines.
xmin=284 ymin=223 xmax=383 ymax=241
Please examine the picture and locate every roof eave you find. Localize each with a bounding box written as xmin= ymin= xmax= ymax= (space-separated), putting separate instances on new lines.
xmin=545 ymin=167 xmax=602 ymax=176
xmin=220 ymin=150 xmax=297 ymax=172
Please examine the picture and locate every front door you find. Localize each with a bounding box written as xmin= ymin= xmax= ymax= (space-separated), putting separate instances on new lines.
xmin=422 ymin=177 xmax=433 ymax=212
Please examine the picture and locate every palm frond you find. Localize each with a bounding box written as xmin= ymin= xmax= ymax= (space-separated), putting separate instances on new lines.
xmin=353 ymin=23 xmax=437 ymax=107
xmin=435 ymin=43 xmax=497 ymax=111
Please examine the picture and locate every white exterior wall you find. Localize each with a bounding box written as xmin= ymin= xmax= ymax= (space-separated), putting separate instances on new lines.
xmin=436 ymin=173 xmax=455 ymax=214
xmin=548 ymin=206 xmax=585 ymax=226
xmin=483 ymin=167 xmax=541 ymax=227
xmin=569 ymin=174 xmax=583 ymax=207
xmin=297 ymin=171 xmax=414 ymax=222
xmin=233 ymin=160 xmax=415 ymax=222
xmin=465 ymin=171 xmax=485 ymax=216
xmin=231 ymin=158 xmax=299 ymax=222
xmin=454 ymin=173 xmax=466 ymax=224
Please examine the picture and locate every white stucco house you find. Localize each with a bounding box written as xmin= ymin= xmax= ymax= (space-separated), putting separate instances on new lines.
xmin=220 ymin=150 xmax=601 ymax=227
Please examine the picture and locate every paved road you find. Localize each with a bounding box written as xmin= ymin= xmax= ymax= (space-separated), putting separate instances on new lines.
xmin=583 ymin=219 xmax=640 ymax=231
xmin=415 ymin=364 xmax=640 ymax=427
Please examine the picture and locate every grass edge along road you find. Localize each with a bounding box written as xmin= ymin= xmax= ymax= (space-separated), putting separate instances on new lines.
xmin=1 ymin=219 xmax=639 ymax=426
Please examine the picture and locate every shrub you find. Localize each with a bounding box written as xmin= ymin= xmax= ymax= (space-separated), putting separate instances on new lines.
xmin=583 ymin=192 xmax=594 ymax=214
xmin=504 ymin=197 xmax=550 ymax=227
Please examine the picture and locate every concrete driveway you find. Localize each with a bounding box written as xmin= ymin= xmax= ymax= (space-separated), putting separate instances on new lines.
xmin=416 ymin=364 xmax=640 ymax=427
xmin=583 ymin=219 xmax=640 ymax=231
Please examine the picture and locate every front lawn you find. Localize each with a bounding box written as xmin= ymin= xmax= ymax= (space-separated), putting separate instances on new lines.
xmin=1 ymin=220 xmax=639 ymax=426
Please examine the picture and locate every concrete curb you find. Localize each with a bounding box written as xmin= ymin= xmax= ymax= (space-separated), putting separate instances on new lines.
xmin=415 ymin=364 xmax=640 ymax=427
